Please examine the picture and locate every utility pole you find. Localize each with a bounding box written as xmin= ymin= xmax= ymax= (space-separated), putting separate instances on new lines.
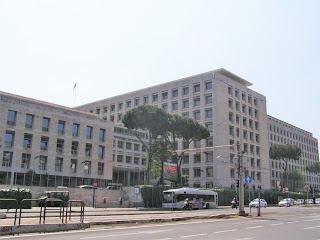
xmin=238 ymin=150 xmax=245 ymax=216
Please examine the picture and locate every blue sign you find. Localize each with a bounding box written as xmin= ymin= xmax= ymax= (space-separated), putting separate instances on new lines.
xmin=244 ymin=176 xmax=252 ymax=184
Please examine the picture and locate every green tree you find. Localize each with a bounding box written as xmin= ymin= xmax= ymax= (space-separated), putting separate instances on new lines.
xmin=269 ymin=144 xmax=302 ymax=188
xmin=163 ymin=114 xmax=210 ymax=186
xmin=284 ymin=170 xmax=305 ymax=192
xmin=306 ymin=162 xmax=320 ymax=174
xmin=122 ymin=105 xmax=170 ymax=184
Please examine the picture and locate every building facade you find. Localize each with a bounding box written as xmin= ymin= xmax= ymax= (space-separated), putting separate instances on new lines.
xmin=0 ymin=91 xmax=114 ymax=188
xmin=76 ymin=68 xmax=270 ymax=190
xmin=268 ymin=116 xmax=319 ymax=192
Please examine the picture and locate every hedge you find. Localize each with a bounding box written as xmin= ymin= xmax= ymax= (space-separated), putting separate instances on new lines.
xmin=0 ymin=188 xmax=32 ymax=209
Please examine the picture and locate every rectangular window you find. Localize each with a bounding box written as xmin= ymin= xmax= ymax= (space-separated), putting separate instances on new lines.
xmin=70 ymin=159 xmax=77 ymax=173
xmin=23 ymin=133 xmax=32 ymax=149
xmin=118 ymin=102 xmax=123 ymax=110
xmin=98 ymin=162 xmax=104 ymax=175
xmin=194 ymin=154 xmax=201 ymax=163
xmin=205 ymin=95 xmax=212 ymax=104
xmin=126 ymin=156 xmax=132 ymax=164
xmin=21 ymin=153 xmax=31 ymax=169
xmin=57 ymin=120 xmax=65 ymax=135
xmin=2 ymin=151 xmax=13 ymax=167
xmin=126 ymin=142 xmax=132 ymax=150
xmin=117 ymin=155 xmax=123 ymax=163
xmin=126 ymin=100 xmax=131 ymax=108
xmin=38 ymin=156 xmax=47 ymax=171
xmin=134 ymin=157 xmax=139 ymax=164
xmin=183 ymin=99 xmax=189 ymax=109
xmin=103 ymin=106 xmax=108 ymax=113
xmin=172 ymin=102 xmax=178 ymax=111
xmin=96 ymin=108 xmax=100 ymax=114
xmin=194 ymin=84 xmax=200 ymax=93
xmin=117 ymin=140 xmax=123 ymax=148
xmin=85 ymin=143 xmax=92 ymax=157
xmin=206 ymin=167 xmax=213 ymax=177
xmin=99 ymin=128 xmax=105 ymax=142
xmin=183 ymin=86 xmax=189 ymax=95
xmin=55 ymin=157 xmax=63 ymax=172
xmin=111 ymin=104 xmax=115 ymax=111
xmin=143 ymin=96 xmax=149 ymax=104
xmin=205 ymin=109 xmax=212 ymax=118
xmin=134 ymin=144 xmax=140 ymax=151
xmin=42 ymin=117 xmax=50 ymax=132
xmin=5 ymin=131 xmax=14 ymax=147
xmin=7 ymin=110 xmax=17 ymax=126
xmin=205 ymin=81 xmax=212 ymax=90
xmin=41 ymin=137 xmax=49 ymax=151
xmin=194 ymin=97 xmax=200 ymax=106
xmin=71 ymin=141 xmax=79 ymax=155
xmin=194 ymin=168 xmax=201 ymax=178
xmin=172 ymin=89 xmax=178 ymax=98
xmin=86 ymin=126 xmax=93 ymax=139
xmin=152 ymin=94 xmax=158 ymax=102
xmin=98 ymin=145 xmax=105 ymax=159
xmin=182 ymin=155 xmax=189 ymax=164
xmin=56 ymin=139 xmax=64 ymax=153
xmin=25 ymin=114 xmax=34 ymax=129
xmin=162 ymin=104 xmax=168 ymax=112
xmin=205 ymin=123 xmax=213 ymax=132
xmin=162 ymin=91 xmax=168 ymax=100
xmin=83 ymin=161 xmax=91 ymax=174
xmin=194 ymin=111 xmax=200 ymax=120
xmin=135 ymin=98 xmax=140 ymax=106
xmin=72 ymin=123 xmax=80 ymax=137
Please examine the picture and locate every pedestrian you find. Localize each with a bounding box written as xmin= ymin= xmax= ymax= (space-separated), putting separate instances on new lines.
xmin=103 ymin=197 xmax=107 ymax=208
xmin=119 ymin=196 xmax=123 ymax=206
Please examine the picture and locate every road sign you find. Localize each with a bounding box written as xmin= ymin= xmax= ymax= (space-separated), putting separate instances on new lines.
xmin=93 ymin=182 xmax=97 ymax=188
xmin=244 ymin=176 xmax=252 ymax=184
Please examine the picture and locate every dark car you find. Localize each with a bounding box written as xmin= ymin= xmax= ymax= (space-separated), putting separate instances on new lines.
xmin=38 ymin=190 xmax=69 ymax=207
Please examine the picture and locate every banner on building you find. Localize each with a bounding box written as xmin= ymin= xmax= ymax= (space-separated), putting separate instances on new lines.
xmin=163 ymin=161 xmax=178 ymax=182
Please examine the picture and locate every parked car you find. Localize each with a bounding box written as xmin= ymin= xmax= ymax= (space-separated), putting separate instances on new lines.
xmin=77 ymin=185 xmax=93 ymax=189
xmin=278 ymin=198 xmax=294 ymax=207
xmin=249 ymin=199 xmax=267 ymax=208
xmin=37 ymin=190 xmax=69 ymax=207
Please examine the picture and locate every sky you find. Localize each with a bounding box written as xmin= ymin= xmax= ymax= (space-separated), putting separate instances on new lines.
xmin=0 ymin=0 xmax=319 ymax=142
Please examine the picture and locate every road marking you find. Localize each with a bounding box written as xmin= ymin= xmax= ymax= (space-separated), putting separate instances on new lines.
xmin=246 ymin=226 xmax=264 ymax=229
xmin=157 ymin=239 xmax=172 ymax=240
xmin=287 ymin=221 xmax=299 ymax=224
xmin=214 ymin=229 xmax=238 ymax=233
xmin=303 ymin=219 xmax=320 ymax=222
xmin=234 ymin=238 xmax=253 ymax=240
xmin=80 ymin=232 xmax=141 ymax=239
xmin=180 ymin=233 xmax=208 ymax=238
xmin=303 ymin=225 xmax=320 ymax=230
xmin=271 ymin=223 xmax=284 ymax=226
xmin=138 ymin=229 xmax=173 ymax=234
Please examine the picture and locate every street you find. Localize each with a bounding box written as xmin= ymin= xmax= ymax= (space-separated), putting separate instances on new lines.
xmin=2 ymin=206 xmax=320 ymax=240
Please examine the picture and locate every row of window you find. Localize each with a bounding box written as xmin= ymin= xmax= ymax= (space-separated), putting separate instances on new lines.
xmin=113 ymin=154 xmax=146 ymax=165
xmin=114 ymin=140 xmax=147 ymax=152
xmin=91 ymin=81 xmax=213 ymax=114
xmin=181 ymin=167 xmax=262 ymax=181
xmin=6 ymin=110 xmax=107 ymax=141
xmin=228 ymin=100 xmax=259 ymax=118
xmin=4 ymin=131 xmax=106 ymax=159
xmin=228 ymin=86 xmax=258 ymax=106
xmin=1 ymin=152 xmax=105 ymax=175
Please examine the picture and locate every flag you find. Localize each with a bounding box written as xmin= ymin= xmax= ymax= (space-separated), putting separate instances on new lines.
xmin=73 ymin=82 xmax=77 ymax=91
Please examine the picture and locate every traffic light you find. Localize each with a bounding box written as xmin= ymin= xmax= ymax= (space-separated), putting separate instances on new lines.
xmin=236 ymin=179 xmax=239 ymax=188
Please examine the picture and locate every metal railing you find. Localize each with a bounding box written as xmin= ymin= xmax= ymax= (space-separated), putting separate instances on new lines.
xmin=65 ymin=200 xmax=85 ymax=223
xmin=0 ymin=199 xmax=18 ymax=225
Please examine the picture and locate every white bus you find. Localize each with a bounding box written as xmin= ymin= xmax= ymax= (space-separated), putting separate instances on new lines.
xmin=162 ymin=188 xmax=218 ymax=209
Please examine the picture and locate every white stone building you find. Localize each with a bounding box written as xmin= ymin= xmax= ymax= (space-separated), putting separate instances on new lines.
xmin=76 ymin=68 xmax=270 ymax=190
xmin=0 ymin=91 xmax=114 ymax=187
xmin=268 ymin=116 xmax=319 ymax=191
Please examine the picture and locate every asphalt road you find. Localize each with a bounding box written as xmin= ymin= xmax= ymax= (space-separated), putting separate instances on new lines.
xmin=2 ymin=206 xmax=320 ymax=240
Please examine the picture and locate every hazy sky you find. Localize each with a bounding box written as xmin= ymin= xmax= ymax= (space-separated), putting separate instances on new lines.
xmin=1 ymin=0 xmax=319 ymax=142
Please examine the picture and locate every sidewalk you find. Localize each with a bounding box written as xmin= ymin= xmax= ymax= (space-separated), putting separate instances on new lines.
xmin=0 ymin=206 xmax=236 ymax=236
